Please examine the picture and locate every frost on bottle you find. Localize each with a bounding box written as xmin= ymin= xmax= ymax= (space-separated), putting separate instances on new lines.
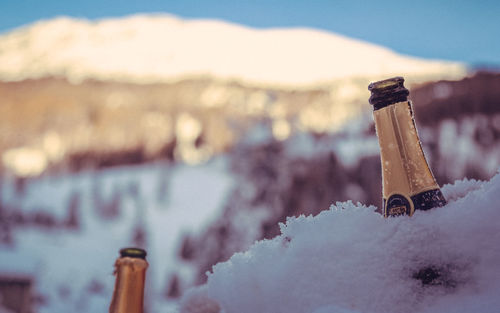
xmin=368 ymin=77 xmax=446 ymax=217
xmin=109 ymin=248 xmax=148 ymax=313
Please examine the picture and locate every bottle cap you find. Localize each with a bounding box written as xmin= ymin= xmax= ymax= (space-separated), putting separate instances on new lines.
xmin=368 ymin=76 xmax=409 ymax=110
xmin=119 ymin=247 xmax=147 ymax=259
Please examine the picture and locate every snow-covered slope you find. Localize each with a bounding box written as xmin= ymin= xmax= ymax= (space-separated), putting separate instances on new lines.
xmin=0 ymin=14 xmax=466 ymax=87
xmin=182 ymin=171 xmax=500 ymax=313
xmin=0 ymin=160 xmax=234 ymax=313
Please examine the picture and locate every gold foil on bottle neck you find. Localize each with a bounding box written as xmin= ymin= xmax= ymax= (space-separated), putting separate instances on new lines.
xmin=373 ymin=101 xmax=439 ymax=216
xmin=109 ymin=257 xmax=148 ymax=313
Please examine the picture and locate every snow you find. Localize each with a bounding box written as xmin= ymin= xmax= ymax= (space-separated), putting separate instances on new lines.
xmin=0 ymin=14 xmax=466 ymax=87
xmin=0 ymin=159 xmax=234 ymax=313
xmin=185 ymin=171 xmax=500 ymax=313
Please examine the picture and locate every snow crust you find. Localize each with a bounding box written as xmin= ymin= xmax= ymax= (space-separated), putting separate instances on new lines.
xmin=190 ymin=171 xmax=500 ymax=313
xmin=0 ymin=14 xmax=466 ymax=87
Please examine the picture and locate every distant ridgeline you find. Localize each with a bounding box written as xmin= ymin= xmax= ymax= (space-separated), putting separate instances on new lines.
xmin=0 ymin=71 xmax=499 ymax=178
xmin=0 ymin=75 xmax=375 ymax=175
xmin=0 ymin=14 xmax=468 ymax=177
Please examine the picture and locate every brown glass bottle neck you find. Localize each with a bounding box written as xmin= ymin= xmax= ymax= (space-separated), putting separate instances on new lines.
xmin=109 ymin=257 xmax=148 ymax=313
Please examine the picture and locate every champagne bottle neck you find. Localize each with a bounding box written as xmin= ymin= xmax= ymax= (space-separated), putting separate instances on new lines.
xmin=109 ymin=256 xmax=148 ymax=313
xmin=373 ymin=100 xmax=443 ymax=216
xmin=368 ymin=77 xmax=446 ymax=217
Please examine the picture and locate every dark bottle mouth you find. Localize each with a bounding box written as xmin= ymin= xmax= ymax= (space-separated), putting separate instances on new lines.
xmin=368 ymin=76 xmax=409 ymax=110
xmin=120 ymin=247 xmax=147 ymax=259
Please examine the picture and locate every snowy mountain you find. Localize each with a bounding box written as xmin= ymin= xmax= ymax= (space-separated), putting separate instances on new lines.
xmin=0 ymin=14 xmax=472 ymax=177
xmin=0 ymin=14 xmax=466 ymax=87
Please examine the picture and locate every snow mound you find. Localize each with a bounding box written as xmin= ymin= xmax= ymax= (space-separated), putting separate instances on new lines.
xmin=186 ymin=171 xmax=500 ymax=313
xmin=0 ymin=14 xmax=466 ymax=87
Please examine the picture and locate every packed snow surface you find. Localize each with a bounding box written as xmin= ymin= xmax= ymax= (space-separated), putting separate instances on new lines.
xmin=0 ymin=14 xmax=466 ymax=86
xmin=183 ymin=171 xmax=500 ymax=313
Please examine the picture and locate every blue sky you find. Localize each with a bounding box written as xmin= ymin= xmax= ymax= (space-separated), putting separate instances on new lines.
xmin=1 ymin=0 xmax=500 ymax=66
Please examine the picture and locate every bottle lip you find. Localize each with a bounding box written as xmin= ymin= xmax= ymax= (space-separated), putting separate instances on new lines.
xmin=368 ymin=76 xmax=404 ymax=91
xmin=120 ymin=247 xmax=147 ymax=259
xmin=368 ymin=76 xmax=409 ymax=110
